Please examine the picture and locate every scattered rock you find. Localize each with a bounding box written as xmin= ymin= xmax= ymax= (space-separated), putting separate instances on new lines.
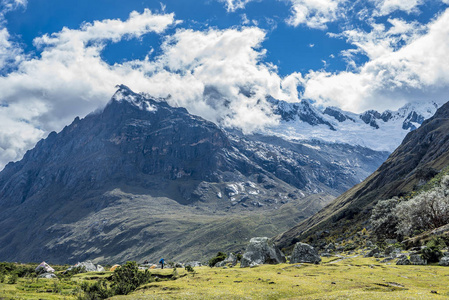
xmin=410 ymin=254 xmax=427 ymax=265
xmin=96 ymin=265 xmax=105 ymax=272
xmin=385 ymin=246 xmax=400 ymax=257
xmin=364 ymin=248 xmax=380 ymax=258
xmin=240 ymin=237 xmax=286 ymax=268
xmin=38 ymin=272 xmax=57 ymax=279
xmin=290 ymin=242 xmax=321 ymax=264
xmin=185 ymin=261 xmax=202 ymax=267
xmin=365 ymin=241 xmax=374 ymax=248
xmin=439 ymin=256 xmax=449 ymax=266
xmin=35 ymin=262 xmax=55 ymax=275
xmin=216 ymin=253 xmax=238 ymax=267
xmin=321 ymin=253 xmax=332 ymax=257
xmin=396 ymin=257 xmax=411 ymax=265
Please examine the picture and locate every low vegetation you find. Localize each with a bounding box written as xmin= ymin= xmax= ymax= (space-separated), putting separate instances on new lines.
xmin=371 ymin=175 xmax=449 ymax=241
xmin=2 ymin=255 xmax=449 ymax=299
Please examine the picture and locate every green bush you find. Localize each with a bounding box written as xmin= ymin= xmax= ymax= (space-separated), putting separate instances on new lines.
xmin=0 ymin=272 xmax=5 ymax=283
xmin=111 ymin=261 xmax=152 ymax=295
xmin=208 ymin=252 xmax=227 ymax=267
xmin=78 ymin=280 xmax=113 ymax=300
xmin=421 ymin=238 xmax=445 ymax=263
xmin=185 ymin=265 xmax=194 ymax=273
xmin=7 ymin=273 xmax=18 ymax=284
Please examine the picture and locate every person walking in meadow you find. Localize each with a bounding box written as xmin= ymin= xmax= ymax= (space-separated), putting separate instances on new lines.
xmin=159 ymin=258 xmax=165 ymax=269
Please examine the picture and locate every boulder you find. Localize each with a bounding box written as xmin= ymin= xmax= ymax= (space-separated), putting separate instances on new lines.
xmin=96 ymin=265 xmax=105 ymax=272
xmin=364 ymin=248 xmax=380 ymax=257
xmin=365 ymin=241 xmax=374 ymax=249
xmin=215 ymin=253 xmax=238 ymax=267
xmin=290 ymin=242 xmax=321 ymax=264
xmin=35 ymin=262 xmax=55 ymax=274
xmin=396 ymin=257 xmax=411 ymax=265
xmin=38 ymin=272 xmax=57 ymax=279
xmin=240 ymin=237 xmax=286 ymax=268
xmin=185 ymin=261 xmax=202 ymax=267
xmin=73 ymin=260 xmax=97 ymax=272
xmin=410 ymin=254 xmax=427 ymax=265
xmin=385 ymin=246 xmax=401 ymax=257
xmin=439 ymin=256 xmax=449 ymax=266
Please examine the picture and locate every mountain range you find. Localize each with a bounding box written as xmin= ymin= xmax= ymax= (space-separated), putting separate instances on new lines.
xmin=0 ymin=85 xmax=440 ymax=264
xmin=274 ymin=100 xmax=449 ymax=250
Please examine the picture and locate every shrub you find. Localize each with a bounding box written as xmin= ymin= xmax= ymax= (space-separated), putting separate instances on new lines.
xmin=185 ymin=265 xmax=194 ymax=273
xmin=111 ymin=261 xmax=152 ymax=295
xmin=0 ymin=272 xmax=5 ymax=283
xmin=208 ymin=252 xmax=227 ymax=267
xmin=7 ymin=273 xmax=18 ymax=284
xmin=370 ymin=198 xmax=400 ymax=240
xmin=421 ymin=238 xmax=446 ymax=263
xmin=78 ymin=280 xmax=113 ymax=300
xmin=395 ymin=183 xmax=449 ymax=237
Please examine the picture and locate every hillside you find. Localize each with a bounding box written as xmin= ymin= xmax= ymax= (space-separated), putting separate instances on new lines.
xmin=274 ymin=100 xmax=449 ymax=250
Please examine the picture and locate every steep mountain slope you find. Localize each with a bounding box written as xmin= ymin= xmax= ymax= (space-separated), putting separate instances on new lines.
xmin=274 ymin=101 xmax=449 ymax=250
xmin=0 ymin=86 xmax=388 ymax=264
xmin=266 ymin=98 xmax=439 ymax=152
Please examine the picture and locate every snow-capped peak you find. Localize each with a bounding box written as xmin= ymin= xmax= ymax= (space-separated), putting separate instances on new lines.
xmin=264 ymin=98 xmax=441 ymax=152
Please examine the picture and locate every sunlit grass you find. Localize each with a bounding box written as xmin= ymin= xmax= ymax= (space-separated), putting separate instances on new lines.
xmin=2 ymin=256 xmax=449 ymax=299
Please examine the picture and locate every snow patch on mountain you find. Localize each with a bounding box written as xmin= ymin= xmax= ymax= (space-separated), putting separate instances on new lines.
xmin=264 ymin=99 xmax=440 ymax=152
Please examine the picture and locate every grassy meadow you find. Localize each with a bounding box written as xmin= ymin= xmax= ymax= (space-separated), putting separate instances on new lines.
xmin=2 ymin=255 xmax=449 ymax=299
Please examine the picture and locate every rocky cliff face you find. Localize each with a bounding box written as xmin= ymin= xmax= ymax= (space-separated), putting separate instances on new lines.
xmin=0 ymin=86 xmax=389 ymax=264
xmin=274 ymin=100 xmax=449 ymax=250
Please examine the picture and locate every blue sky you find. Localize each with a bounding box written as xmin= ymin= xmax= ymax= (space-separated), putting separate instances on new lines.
xmin=0 ymin=0 xmax=449 ymax=168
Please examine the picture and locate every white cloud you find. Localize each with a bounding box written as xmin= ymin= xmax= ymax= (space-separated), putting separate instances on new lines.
xmin=219 ymin=0 xmax=256 ymax=12
xmin=286 ymin=0 xmax=346 ymax=29
xmin=0 ymin=12 xmax=301 ymax=169
xmin=371 ymin=0 xmax=423 ymax=16
xmin=0 ymin=9 xmax=176 ymax=169
xmin=302 ymin=8 xmax=449 ymax=112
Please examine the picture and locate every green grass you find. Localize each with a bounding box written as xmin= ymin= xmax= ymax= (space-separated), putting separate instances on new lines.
xmin=2 ymin=256 xmax=449 ymax=299
xmin=110 ymin=256 xmax=449 ymax=299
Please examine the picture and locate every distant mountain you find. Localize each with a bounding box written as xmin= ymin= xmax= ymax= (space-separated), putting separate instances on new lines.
xmin=274 ymin=100 xmax=449 ymax=250
xmin=0 ymin=86 xmax=388 ymax=264
xmin=266 ymin=98 xmax=439 ymax=152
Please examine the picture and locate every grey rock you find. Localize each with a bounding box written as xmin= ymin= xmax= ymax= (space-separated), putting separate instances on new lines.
xmin=240 ymin=237 xmax=286 ymax=268
xmin=96 ymin=265 xmax=105 ymax=272
xmin=364 ymin=248 xmax=380 ymax=257
xmin=216 ymin=253 xmax=238 ymax=267
xmin=410 ymin=254 xmax=427 ymax=265
xmin=439 ymin=256 xmax=449 ymax=266
xmin=290 ymin=242 xmax=321 ymax=264
xmin=365 ymin=241 xmax=374 ymax=249
xmin=185 ymin=261 xmax=202 ymax=267
xmin=385 ymin=246 xmax=401 ymax=257
xmin=74 ymin=260 xmax=97 ymax=272
xmin=321 ymin=253 xmax=332 ymax=257
xmin=396 ymin=257 xmax=411 ymax=265
xmin=38 ymin=272 xmax=57 ymax=279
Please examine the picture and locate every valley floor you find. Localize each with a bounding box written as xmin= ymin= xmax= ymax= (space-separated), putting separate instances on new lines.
xmin=2 ymin=255 xmax=449 ymax=299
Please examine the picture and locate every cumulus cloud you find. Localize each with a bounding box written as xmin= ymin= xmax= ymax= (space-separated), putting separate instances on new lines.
xmin=371 ymin=0 xmax=423 ymax=16
xmin=219 ymin=0 xmax=256 ymax=12
xmin=286 ymin=0 xmax=346 ymax=29
xmin=302 ymin=9 xmax=449 ymax=112
xmin=0 ymin=10 xmax=301 ymax=169
xmin=0 ymin=9 xmax=176 ymax=169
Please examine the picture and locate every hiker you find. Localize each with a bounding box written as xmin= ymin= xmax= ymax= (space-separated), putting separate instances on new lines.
xmin=159 ymin=258 xmax=165 ymax=269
